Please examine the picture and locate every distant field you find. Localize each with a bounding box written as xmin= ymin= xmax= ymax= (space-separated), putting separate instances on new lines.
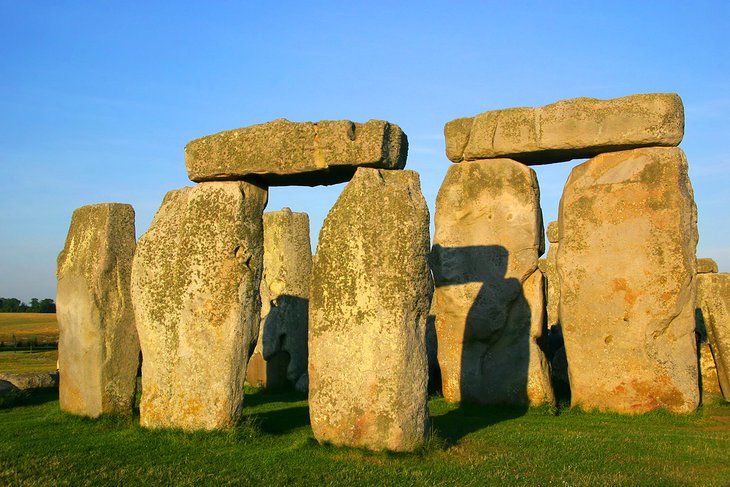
xmin=0 ymin=313 xmax=58 ymax=345
xmin=0 ymin=350 xmax=57 ymax=373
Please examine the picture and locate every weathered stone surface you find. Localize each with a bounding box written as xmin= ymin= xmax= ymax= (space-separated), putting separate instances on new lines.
xmin=0 ymin=372 xmax=58 ymax=390
xmin=697 ymin=258 xmax=718 ymax=274
xmin=56 ymin=203 xmax=140 ymax=417
xmin=558 ymin=147 xmax=698 ymax=413
xmin=309 ymin=168 xmax=431 ymax=452
xmin=445 ymin=93 xmax=684 ymax=165
xmin=696 ymin=273 xmax=730 ymax=401
xmin=131 ymin=181 xmax=267 ymax=430
xmin=185 ymin=119 xmax=408 ymax=186
xmin=431 ymin=159 xmax=554 ymax=406
xmin=246 ymin=208 xmax=311 ymax=389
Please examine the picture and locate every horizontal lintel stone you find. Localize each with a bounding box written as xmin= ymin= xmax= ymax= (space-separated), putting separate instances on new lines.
xmin=185 ymin=119 xmax=408 ymax=186
xmin=444 ymin=93 xmax=684 ymax=165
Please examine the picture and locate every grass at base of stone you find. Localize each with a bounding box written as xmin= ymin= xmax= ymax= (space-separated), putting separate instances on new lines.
xmin=0 ymin=389 xmax=728 ymax=486
xmin=0 ymin=350 xmax=58 ymax=374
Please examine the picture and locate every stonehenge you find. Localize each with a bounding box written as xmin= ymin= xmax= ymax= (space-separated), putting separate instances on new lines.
xmin=308 ymin=168 xmax=431 ymax=452
xmin=185 ymin=119 xmax=407 ymax=186
xmin=430 ymin=158 xmax=553 ymax=406
xmin=246 ymin=208 xmax=312 ymax=391
xmin=131 ymin=181 xmax=267 ymax=430
xmin=56 ymin=203 xmax=140 ymax=417
xmin=55 ymin=92 xmax=725 ymax=452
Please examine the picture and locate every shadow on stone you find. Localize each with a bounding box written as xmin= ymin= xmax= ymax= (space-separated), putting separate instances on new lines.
xmin=431 ymin=244 xmax=531 ymax=439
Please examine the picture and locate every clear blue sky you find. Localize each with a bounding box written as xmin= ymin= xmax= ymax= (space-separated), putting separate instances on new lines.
xmin=1 ymin=1 xmax=728 ymax=302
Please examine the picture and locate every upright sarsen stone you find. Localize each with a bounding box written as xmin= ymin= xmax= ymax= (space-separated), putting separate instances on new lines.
xmin=309 ymin=168 xmax=431 ymax=452
xmin=56 ymin=203 xmax=139 ymax=417
xmin=431 ymin=159 xmax=554 ymax=406
xmin=558 ymin=147 xmax=698 ymax=413
xmin=247 ymin=208 xmax=312 ymax=390
xmin=131 ymin=181 xmax=267 ymax=430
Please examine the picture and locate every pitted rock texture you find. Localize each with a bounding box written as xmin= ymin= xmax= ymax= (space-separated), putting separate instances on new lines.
xmin=131 ymin=181 xmax=267 ymax=430
xmin=696 ymin=273 xmax=730 ymax=401
xmin=699 ymin=343 xmax=723 ymax=399
xmin=445 ymin=93 xmax=684 ymax=165
xmin=558 ymin=147 xmax=698 ymax=413
xmin=309 ymin=168 xmax=431 ymax=452
xmin=56 ymin=203 xmax=140 ymax=417
xmin=431 ymin=159 xmax=554 ymax=406
xmin=246 ymin=208 xmax=312 ymax=390
xmin=185 ymin=119 xmax=408 ymax=186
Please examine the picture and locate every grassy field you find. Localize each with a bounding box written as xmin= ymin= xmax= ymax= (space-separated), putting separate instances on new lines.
xmin=0 ymin=350 xmax=58 ymax=374
xmin=0 ymin=388 xmax=728 ymax=486
xmin=0 ymin=313 xmax=58 ymax=346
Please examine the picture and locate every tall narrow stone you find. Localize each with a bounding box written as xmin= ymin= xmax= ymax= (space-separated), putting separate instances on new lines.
xmin=309 ymin=168 xmax=431 ymax=452
xmin=246 ymin=208 xmax=312 ymax=391
xmin=558 ymin=147 xmax=698 ymax=413
xmin=431 ymin=159 xmax=554 ymax=406
xmin=56 ymin=203 xmax=139 ymax=417
xmin=131 ymin=181 xmax=267 ymax=430
xmin=696 ymin=273 xmax=730 ymax=401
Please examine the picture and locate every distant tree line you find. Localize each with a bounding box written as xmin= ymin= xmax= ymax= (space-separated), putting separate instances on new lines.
xmin=0 ymin=297 xmax=56 ymax=313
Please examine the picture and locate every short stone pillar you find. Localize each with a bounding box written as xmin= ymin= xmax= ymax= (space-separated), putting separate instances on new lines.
xmin=247 ymin=208 xmax=311 ymax=391
xmin=131 ymin=181 xmax=267 ymax=430
xmin=431 ymin=159 xmax=554 ymax=406
xmin=56 ymin=203 xmax=140 ymax=417
xmin=558 ymin=147 xmax=699 ymax=413
xmin=308 ymin=168 xmax=431 ymax=452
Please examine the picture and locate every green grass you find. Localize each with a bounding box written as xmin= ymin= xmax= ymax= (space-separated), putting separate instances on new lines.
xmin=0 ymin=313 xmax=58 ymax=346
xmin=0 ymin=350 xmax=58 ymax=374
xmin=1 ymin=388 xmax=728 ymax=486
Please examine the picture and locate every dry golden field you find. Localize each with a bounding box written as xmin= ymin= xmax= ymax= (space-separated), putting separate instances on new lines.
xmin=0 ymin=312 xmax=58 ymax=345
xmin=0 ymin=313 xmax=58 ymax=373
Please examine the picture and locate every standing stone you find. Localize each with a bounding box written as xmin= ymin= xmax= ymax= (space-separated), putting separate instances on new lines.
xmin=246 ymin=208 xmax=312 ymax=390
xmin=185 ymin=119 xmax=408 ymax=186
xmin=56 ymin=203 xmax=139 ymax=417
xmin=538 ymin=221 xmax=561 ymax=332
xmin=131 ymin=181 xmax=267 ymax=430
xmin=696 ymin=273 xmax=730 ymax=401
xmin=431 ymin=159 xmax=554 ymax=407
xmin=309 ymin=168 xmax=431 ymax=452
xmin=558 ymin=147 xmax=698 ymax=413
xmin=538 ymin=221 xmax=569 ymax=400
xmin=445 ymin=93 xmax=684 ymax=165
